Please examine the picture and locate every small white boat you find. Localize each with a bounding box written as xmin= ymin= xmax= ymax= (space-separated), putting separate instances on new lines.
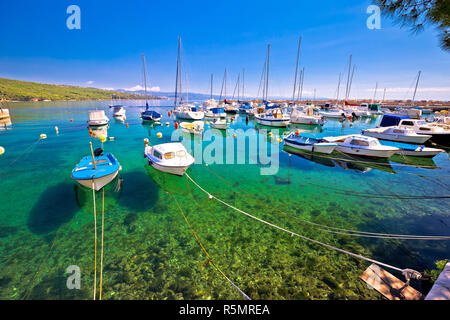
xmin=205 ymin=107 xmax=226 ymax=118
xmin=174 ymin=104 xmax=205 ymax=120
xmin=180 ymin=121 xmax=204 ymax=134
xmin=88 ymin=110 xmax=109 ymax=126
xmin=0 ymin=107 xmax=10 ymax=120
xmin=255 ymin=109 xmax=290 ymax=127
xmin=290 ymin=107 xmax=324 ymax=125
xmin=323 ymin=134 xmax=399 ymax=158
xmin=210 ymin=118 xmax=229 ymax=130
xmin=283 ymin=132 xmax=337 ymax=154
xmin=319 ymin=109 xmax=348 ymax=119
xmin=202 ymin=99 xmax=218 ymax=109
xmin=224 ymin=103 xmax=239 ymax=114
xmin=71 ymin=147 xmax=120 ymax=191
xmin=362 ymin=126 xmax=431 ymax=144
xmin=144 ymin=142 xmax=194 ymax=176
xmin=397 ymin=119 xmax=450 ymax=146
xmin=395 ymin=145 xmax=444 ymax=158
xmin=110 ymin=105 xmax=126 ymax=120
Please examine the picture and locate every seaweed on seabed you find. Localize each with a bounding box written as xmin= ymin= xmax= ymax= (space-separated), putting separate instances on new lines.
xmin=0 ymin=226 xmax=18 ymax=238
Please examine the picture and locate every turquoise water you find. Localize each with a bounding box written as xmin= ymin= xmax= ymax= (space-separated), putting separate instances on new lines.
xmin=0 ymin=100 xmax=449 ymax=300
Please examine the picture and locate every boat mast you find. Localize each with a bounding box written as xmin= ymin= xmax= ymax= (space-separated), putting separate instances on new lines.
xmin=412 ymin=70 xmax=421 ymax=105
xmin=336 ymin=72 xmax=341 ymax=104
xmin=219 ymin=68 xmax=227 ymax=102
xmin=292 ymin=36 xmax=301 ymax=101
xmin=345 ymin=54 xmax=352 ymax=103
xmin=174 ymin=37 xmax=181 ymax=108
xmin=348 ymin=65 xmax=356 ymax=102
xmin=142 ymin=53 xmax=148 ymax=107
xmin=265 ymin=44 xmax=270 ymax=101
xmin=210 ymin=74 xmax=213 ymax=100
xmin=382 ymin=88 xmax=386 ymax=103
xmin=372 ymin=82 xmax=378 ymax=103
xmin=242 ymin=68 xmax=245 ymax=100
xmin=297 ymin=67 xmax=304 ymax=101
xmin=257 ymin=61 xmax=266 ymax=101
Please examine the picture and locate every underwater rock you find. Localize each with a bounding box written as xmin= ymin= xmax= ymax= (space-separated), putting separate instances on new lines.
xmin=123 ymin=213 xmax=138 ymax=226
xmin=0 ymin=275 xmax=12 ymax=287
xmin=273 ymin=176 xmax=291 ymax=185
xmin=310 ymin=209 xmax=321 ymax=217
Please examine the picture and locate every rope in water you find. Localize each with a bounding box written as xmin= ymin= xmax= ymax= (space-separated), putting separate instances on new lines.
xmin=185 ymin=172 xmax=426 ymax=274
xmin=92 ymin=180 xmax=97 ymax=300
xmin=0 ymin=137 xmax=42 ymax=175
xmin=169 ymin=192 xmax=251 ymax=300
xmin=99 ymin=188 xmax=105 ymax=300
xmin=204 ymin=167 xmax=450 ymax=240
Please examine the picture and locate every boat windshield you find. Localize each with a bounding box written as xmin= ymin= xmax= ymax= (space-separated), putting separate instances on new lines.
xmin=164 ymin=152 xmax=175 ymax=160
xmin=176 ymin=150 xmax=186 ymax=157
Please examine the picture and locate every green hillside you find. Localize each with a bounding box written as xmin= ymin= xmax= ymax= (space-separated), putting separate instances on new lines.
xmin=0 ymin=77 xmax=152 ymax=101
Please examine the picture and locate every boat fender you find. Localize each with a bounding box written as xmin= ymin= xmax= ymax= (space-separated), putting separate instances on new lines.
xmin=144 ymin=138 xmax=149 ymax=147
xmin=174 ymin=122 xmax=179 ymax=129
xmin=109 ymin=137 xmax=115 ymax=141
xmin=277 ymin=137 xmax=282 ymax=143
xmin=70 ymin=119 xmax=73 ymax=122
xmin=157 ymin=132 xmax=162 ymax=138
xmin=168 ymin=112 xmax=171 ymax=118
xmin=0 ymin=146 xmax=4 ymax=155
xmin=268 ymin=132 xmax=272 ymax=136
xmin=99 ymin=135 xmax=107 ymax=143
xmin=40 ymin=134 xmax=47 ymax=139
xmin=126 ymin=122 xmax=129 ymax=128
xmin=166 ymin=122 xmax=170 ymax=127
xmin=295 ymin=131 xmax=300 ymax=136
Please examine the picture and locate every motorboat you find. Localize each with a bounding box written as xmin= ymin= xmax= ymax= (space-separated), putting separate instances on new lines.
xmin=87 ymin=110 xmax=109 ymax=126
xmin=394 ymin=145 xmax=444 ymax=158
xmin=362 ymin=126 xmax=431 ymax=144
xmin=323 ymin=134 xmax=399 ymax=158
xmin=144 ymin=141 xmax=194 ymax=176
xmin=382 ymin=107 xmax=422 ymax=119
xmin=174 ymin=104 xmax=204 ymax=120
xmin=210 ymin=118 xmax=229 ymax=130
xmin=71 ymin=146 xmax=120 ymax=191
xmin=319 ymin=109 xmax=348 ymax=119
xmin=224 ymin=103 xmax=239 ymax=114
xmin=110 ymin=105 xmax=126 ymax=120
xmin=255 ymin=108 xmax=290 ymax=127
xmin=396 ymin=118 xmax=450 ymax=146
xmin=141 ymin=107 xmax=162 ymax=121
xmin=180 ymin=121 xmax=204 ymax=134
xmin=202 ymin=99 xmax=218 ymax=109
xmin=290 ymin=106 xmax=324 ymax=125
xmin=283 ymin=132 xmax=337 ymax=154
xmin=205 ymin=107 xmax=226 ymax=118
xmin=0 ymin=107 xmax=10 ymax=120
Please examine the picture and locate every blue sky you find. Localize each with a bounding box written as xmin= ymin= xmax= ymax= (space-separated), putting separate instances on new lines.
xmin=0 ymin=0 xmax=449 ymax=100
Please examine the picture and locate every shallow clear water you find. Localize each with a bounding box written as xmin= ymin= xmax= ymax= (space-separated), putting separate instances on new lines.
xmin=0 ymin=100 xmax=449 ymax=300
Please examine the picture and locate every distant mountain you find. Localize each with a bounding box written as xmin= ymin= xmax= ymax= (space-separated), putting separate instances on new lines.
xmin=0 ymin=78 xmax=154 ymax=102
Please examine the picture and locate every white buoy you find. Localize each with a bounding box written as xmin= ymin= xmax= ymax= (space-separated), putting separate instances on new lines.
xmin=55 ymin=126 xmax=59 ymax=134
xmin=0 ymin=146 xmax=4 ymax=155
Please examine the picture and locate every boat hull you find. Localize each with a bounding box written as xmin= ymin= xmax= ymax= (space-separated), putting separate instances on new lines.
xmin=255 ymin=117 xmax=289 ymax=127
xmin=174 ymin=111 xmax=205 ymax=120
xmin=395 ymin=147 xmax=443 ymax=158
xmin=362 ymin=131 xmax=431 ymax=144
xmin=335 ymin=145 xmax=397 ymax=158
xmin=284 ymin=140 xmax=336 ymax=154
xmin=290 ymin=117 xmax=323 ymax=125
xmin=74 ymin=170 xmax=119 ymax=191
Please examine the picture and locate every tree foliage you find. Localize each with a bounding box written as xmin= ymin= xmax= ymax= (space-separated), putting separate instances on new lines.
xmin=0 ymin=78 xmax=152 ymax=101
xmin=375 ymin=0 xmax=450 ymax=51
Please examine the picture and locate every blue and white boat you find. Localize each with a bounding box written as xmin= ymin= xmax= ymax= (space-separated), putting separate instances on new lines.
xmin=205 ymin=107 xmax=226 ymax=118
xmin=141 ymin=107 xmax=162 ymax=121
xmin=71 ymin=147 xmax=120 ymax=191
xmin=283 ymin=132 xmax=337 ymax=154
xmin=255 ymin=108 xmax=290 ymax=127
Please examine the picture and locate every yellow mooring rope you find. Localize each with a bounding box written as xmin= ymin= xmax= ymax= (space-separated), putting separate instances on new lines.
xmin=169 ymin=191 xmax=251 ymax=300
xmin=92 ymin=180 xmax=97 ymax=300
xmin=99 ymin=188 xmax=105 ymax=300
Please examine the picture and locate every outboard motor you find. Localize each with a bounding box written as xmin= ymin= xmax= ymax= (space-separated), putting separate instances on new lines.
xmin=94 ymin=148 xmax=104 ymax=157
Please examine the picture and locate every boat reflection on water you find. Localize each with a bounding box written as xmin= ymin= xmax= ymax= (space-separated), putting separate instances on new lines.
xmin=144 ymin=164 xmax=190 ymax=195
xmin=389 ymin=154 xmax=439 ymax=169
xmin=0 ymin=118 xmax=12 ymax=130
xmin=282 ymin=144 xmax=396 ymax=174
xmin=288 ymin=123 xmax=324 ymax=134
xmin=88 ymin=124 xmax=109 ymax=139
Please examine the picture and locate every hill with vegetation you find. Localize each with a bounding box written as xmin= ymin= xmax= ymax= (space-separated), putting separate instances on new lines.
xmin=0 ymin=77 xmax=154 ymax=101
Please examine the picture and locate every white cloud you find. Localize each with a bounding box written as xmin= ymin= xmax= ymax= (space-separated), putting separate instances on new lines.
xmin=86 ymin=80 xmax=94 ymax=85
xmin=123 ymin=85 xmax=160 ymax=92
xmin=101 ymin=88 xmax=114 ymax=91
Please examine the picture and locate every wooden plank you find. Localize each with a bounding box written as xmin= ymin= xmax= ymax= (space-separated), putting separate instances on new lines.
xmin=360 ymin=263 xmax=424 ymax=300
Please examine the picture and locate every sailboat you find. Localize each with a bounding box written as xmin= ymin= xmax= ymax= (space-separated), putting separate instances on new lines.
xmin=173 ymin=37 xmax=205 ymax=121
xmin=139 ymin=54 xmax=162 ymax=122
xmin=255 ymin=44 xmax=290 ymax=127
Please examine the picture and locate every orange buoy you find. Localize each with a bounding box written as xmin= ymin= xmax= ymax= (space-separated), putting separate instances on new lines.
xmin=295 ymin=131 xmax=300 ymax=136
xmin=70 ymin=119 xmax=73 ymax=122
xmin=174 ymin=122 xmax=179 ymax=129
xmin=126 ymin=122 xmax=129 ymax=128
xmin=168 ymin=111 xmax=171 ymax=118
